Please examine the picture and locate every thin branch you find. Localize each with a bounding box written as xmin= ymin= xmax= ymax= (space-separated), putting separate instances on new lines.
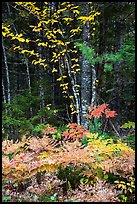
xmin=109 ymin=119 xmax=120 ymax=137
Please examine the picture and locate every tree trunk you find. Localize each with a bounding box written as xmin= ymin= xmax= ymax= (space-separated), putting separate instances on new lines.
xmin=91 ymin=65 xmax=97 ymax=107
xmin=80 ymin=3 xmax=92 ymax=128
xmin=2 ymin=36 xmax=11 ymax=104
xmin=65 ymin=54 xmax=81 ymax=125
xmin=2 ymin=78 xmax=6 ymax=104
xmin=25 ymin=58 xmax=32 ymax=116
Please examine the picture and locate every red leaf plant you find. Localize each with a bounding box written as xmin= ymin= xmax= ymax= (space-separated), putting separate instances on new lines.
xmin=62 ymin=123 xmax=90 ymax=140
xmin=86 ymin=103 xmax=117 ymax=119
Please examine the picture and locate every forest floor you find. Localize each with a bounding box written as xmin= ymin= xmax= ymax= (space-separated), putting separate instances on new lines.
xmin=2 ymin=124 xmax=135 ymax=202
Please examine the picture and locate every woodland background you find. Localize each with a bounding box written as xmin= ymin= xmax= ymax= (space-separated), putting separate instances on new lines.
xmin=2 ymin=2 xmax=135 ymax=141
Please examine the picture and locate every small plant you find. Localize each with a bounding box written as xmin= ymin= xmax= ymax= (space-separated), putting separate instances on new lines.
xmin=51 ymin=125 xmax=67 ymax=140
xmin=114 ymin=176 xmax=135 ymax=202
xmin=62 ymin=123 xmax=89 ymax=140
xmin=57 ymin=165 xmax=85 ymax=191
xmin=32 ymin=123 xmax=47 ymax=136
xmin=86 ymin=103 xmax=117 ymax=135
xmin=121 ymin=121 xmax=135 ymax=129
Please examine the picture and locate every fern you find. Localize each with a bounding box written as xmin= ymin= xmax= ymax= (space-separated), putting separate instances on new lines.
xmin=2 ymin=130 xmax=135 ymax=184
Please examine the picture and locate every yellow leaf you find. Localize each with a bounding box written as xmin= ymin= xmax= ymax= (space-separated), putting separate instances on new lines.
xmin=65 ymin=42 xmax=70 ymax=45
xmin=114 ymin=181 xmax=119 ymax=183
xmin=69 ymin=96 xmax=74 ymax=99
xmin=38 ymin=22 xmax=41 ymax=27
xmin=56 ymin=29 xmax=63 ymax=35
xmin=57 ymin=77 xmax=62 ymax=81
xmin=13 ymin=46 xmax=21 ymax=50
xmin=129 ymin=189 xmax=133 ymax=193
xmin=37 ymin=152 xmax=50 ymax=159
xmin=62 ymin=91 xmax=67 ymax=94
xmin=76 ymin=69 xmax=80 ymax=72
xmin=38 ymin=42 xmax=48 ymax=46
xmin=57 ymin=40 xmax=65 ymax=46
xmin=127 ymin=183 xmax=131 ymax=186
xmin=70 ymin=27 xmax=82 ymax=33
xmin=72 ymin=58 xmax=78 ymax=62
xmin=118 ymin=184 xmax=125 ymax=189
xmin=71 ymin=111 xmax=77 ymax=114
xmin=21 ymin=50 xmax=27 ymax=54
xmin=40 ymin=63 xmax=45 ymax=66
xmin=74 ymin=84 xmax=80 ymax=87
xmin=63 ymin=17 xmax=73 ymax=21
xmin=96 ymin=12 xmax=101 ymax=15
xmin=70 ymin=104 xmax=73 ymax=108
xmin=72 ymin=10 xmax=80 ymax=15
xmin=120 ymin=181 xmax=125 ymax=184
xmin=26 ymin=39 xmax=30 ymax=43
xmin=52 ymin=52 xmax=57 ymax=58
xmin=39 ymin=164 xmax=57 ymax=172
xmin=71 ymin=64 xmax=79 ymax=68
xmin=2 ymin=32 xmax=7 ymax=37
xmin=60 ymin=84 xmax=64 ymax=87
xmin=52 ymin=68 xmax=58 ymax=73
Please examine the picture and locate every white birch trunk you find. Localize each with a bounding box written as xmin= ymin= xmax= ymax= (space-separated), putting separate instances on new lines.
xmin=91 ymin=65 xmax=97 ymax=107
xmin=65 ymin=55 xmax=81 ymax=125
xmin=2 ymin=78 xmax=6 ymax=104
xmin=2 ymin=36 xmax=11 ymax=104
xmin=25 ymin=58 xmax=32 ymax=116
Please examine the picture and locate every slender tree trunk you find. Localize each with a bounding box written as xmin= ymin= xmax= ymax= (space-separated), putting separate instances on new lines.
xmin=2 ymin=36 xmax=11 ymax=104
xmin=25 ymin=58 xmax=32 ymax=116
xmin=65 ymin=55 xmax=81 ymax=125
xmin=2 ymin=78 xmax=6 ymax=104
xmin=91 ymin=65 xmax=97 ymax=106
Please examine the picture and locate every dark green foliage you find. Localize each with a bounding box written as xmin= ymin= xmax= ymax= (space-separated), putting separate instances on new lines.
xmin=76 ymin=37 xmax=135 ymax=72
xmin=2 ymin=91 xmax=64 ymax=141
xmin=32 ymin=124 xmax=47 ymax=136
xmin=125 ymin=134 xmax=135 ymax=150
xmin=57 ymin=165 xmax=85 ymax=191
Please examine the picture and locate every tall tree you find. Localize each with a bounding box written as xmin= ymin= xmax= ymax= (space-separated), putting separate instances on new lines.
xmin=80 ymin=3 xmax=92 ymax=127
